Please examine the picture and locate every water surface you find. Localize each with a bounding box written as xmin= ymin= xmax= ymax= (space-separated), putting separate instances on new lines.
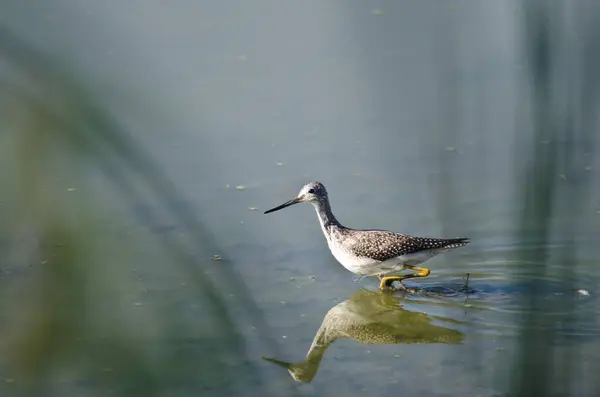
xmin=1 ymin=1 xmax=600 ymax=396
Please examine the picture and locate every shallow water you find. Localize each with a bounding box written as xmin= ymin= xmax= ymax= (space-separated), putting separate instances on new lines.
xmin=2 ymin=1 xmax=600 ymax=396
xmin=250 ymin=236 xmax=599 ymax=396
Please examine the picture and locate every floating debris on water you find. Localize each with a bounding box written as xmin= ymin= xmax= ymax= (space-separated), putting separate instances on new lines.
xmin=577 ymin=289 xmax=590 ymax=296
xmin=248 ymin=207 xmax=258 ymax=211
xmin=276 ymin=162 xmax=284 ymax=166
xmin=235 ymin=185 xmax=246 ymax=191
xmin=212 ymin=254 xmax=222 ymax=261
xmin=67 ymin=188 xmax=77 ymax=192
xmin=584 ymin=166 xmax=593 ymax=171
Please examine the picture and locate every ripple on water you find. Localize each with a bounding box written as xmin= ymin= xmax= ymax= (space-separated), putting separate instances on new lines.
xmin=394 ymin=258 xmax=598 ymax=339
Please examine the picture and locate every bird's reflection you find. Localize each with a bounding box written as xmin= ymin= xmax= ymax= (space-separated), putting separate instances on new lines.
xmin=263 ymin=288 xmax=464 ymax=382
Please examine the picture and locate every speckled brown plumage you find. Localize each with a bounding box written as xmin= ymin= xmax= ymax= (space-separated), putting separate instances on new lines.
xmin=341 ymin=230 xmax=469 ymax=262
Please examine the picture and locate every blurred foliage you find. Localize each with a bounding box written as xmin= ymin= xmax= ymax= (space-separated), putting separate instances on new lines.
xmin=0 ymin=25 xmax=279 ymax=397
xmin=512 ymin=1 xmax=600 ymax=396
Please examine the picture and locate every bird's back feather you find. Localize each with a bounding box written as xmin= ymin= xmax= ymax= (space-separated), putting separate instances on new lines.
xmin=343 ymin=230 xmax=469 ymax=262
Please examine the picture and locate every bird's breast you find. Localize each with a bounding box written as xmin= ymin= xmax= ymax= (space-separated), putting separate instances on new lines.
xmin=326 ymin=239 xmax=378 ymax=275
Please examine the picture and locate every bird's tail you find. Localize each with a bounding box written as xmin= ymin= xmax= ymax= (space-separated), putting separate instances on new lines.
xmin=441 ymin=237 xmax=470 ymax=249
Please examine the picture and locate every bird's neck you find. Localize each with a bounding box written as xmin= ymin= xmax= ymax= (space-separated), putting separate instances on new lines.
xmin=312 ymin=199 xmax=342 ymax=233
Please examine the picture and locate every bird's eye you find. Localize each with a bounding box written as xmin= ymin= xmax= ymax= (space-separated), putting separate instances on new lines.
xmin=308 ymin=188 xmax=315 ymax=194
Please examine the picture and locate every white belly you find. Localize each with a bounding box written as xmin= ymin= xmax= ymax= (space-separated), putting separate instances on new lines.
xmin=327 ymin=241 xmax=378 ymax=275
xmin=327 ymin=239 xmax=439 ymax=276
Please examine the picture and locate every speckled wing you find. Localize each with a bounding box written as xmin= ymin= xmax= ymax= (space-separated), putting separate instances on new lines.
xmin=347 ymin=230 xmax=469 ymax=262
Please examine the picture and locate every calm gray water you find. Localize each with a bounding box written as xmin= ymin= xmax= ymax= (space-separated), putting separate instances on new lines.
xmin=1 ymin=1 xmax=600 ymax=396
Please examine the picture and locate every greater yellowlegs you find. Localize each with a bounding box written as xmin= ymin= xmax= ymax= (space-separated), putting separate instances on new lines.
xmin=264 ymin=181 xmax=469 ymax=290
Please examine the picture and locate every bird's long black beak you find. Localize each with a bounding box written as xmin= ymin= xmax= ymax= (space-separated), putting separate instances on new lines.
xmin=264 ymin=197 xmax=301 ymax=214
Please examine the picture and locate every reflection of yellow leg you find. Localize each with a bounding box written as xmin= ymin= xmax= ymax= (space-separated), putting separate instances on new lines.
xmin=379 ymin=276 xmax=407 ymax=290
xmin=378 ymin=265 xmax=431 ymax=290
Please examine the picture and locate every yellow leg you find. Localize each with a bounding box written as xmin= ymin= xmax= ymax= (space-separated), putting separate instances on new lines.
xmin=402 ymin=264 xmax=431 ymax=278
xmin=378 ymin=265 xmax=431 ymax=290
xmin=379 ymin=276 xmax=407 ymax=290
